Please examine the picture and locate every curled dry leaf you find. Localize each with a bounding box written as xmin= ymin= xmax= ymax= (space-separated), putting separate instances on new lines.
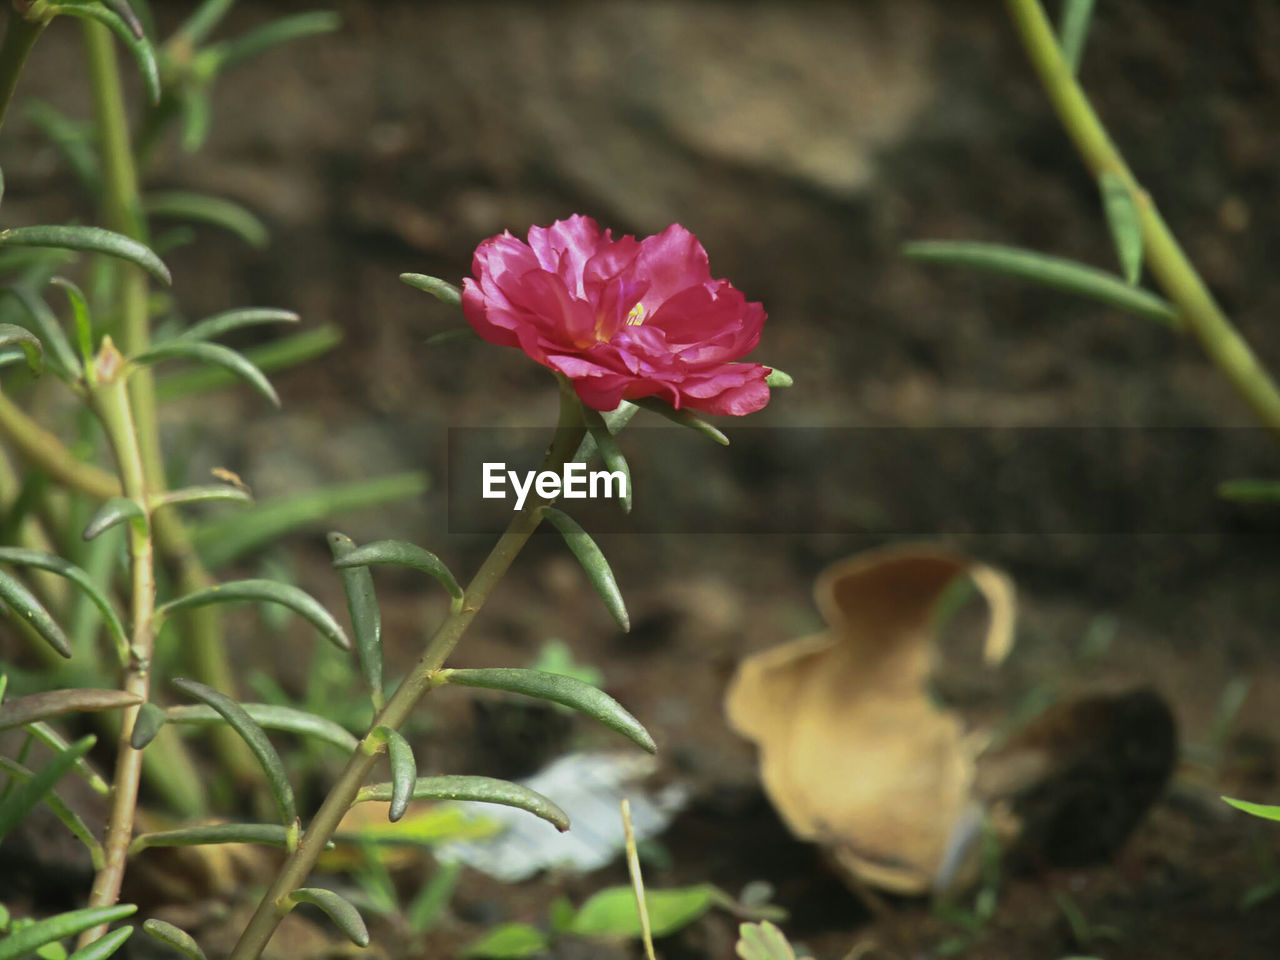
xmin=724 ymin=543 xmax=1015 ymax=894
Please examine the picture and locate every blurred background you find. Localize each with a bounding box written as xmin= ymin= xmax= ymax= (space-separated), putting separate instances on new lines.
xmin=4 ymin=1 xmax=1280 ymax=957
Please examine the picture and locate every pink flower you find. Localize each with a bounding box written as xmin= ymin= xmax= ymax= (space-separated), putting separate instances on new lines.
xmin=462 ymin=215 xmax=770 ymax=416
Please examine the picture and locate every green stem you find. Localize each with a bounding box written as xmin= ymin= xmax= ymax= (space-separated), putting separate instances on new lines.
xmin=0 ymin=4 xmax=46 ymax=135
xmin=78 ymin=342 xmax=156 ymax=946
xmin=81 ymin=18 xmax=258 ymax=787
xmin=0 ymin=391 xmax=120 ymax=498
xmin=1005 ymin=0 xmax=1280 ymax=439
xmin=229 ymin=379 xmax=587 ymax=960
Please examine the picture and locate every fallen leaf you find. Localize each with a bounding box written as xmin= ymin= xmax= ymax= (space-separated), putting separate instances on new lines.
xmin=724 ymin=543 xmax=1015 ymax=894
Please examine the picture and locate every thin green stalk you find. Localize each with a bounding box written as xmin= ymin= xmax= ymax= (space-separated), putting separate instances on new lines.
xmin=0 ymin=392 xmax=120 ymax=498
xmin=229 ymin=379 xmax=587 ymax=960
xmin=0 ymin=3 xmax=46 ymax=134
xmin=81 ymin=18 xmax=258 ymax=786
xmin=78 ymin=340 xmax=155 ymax=945
xmin=1005 ymin=0 xmax=1280 ymax=439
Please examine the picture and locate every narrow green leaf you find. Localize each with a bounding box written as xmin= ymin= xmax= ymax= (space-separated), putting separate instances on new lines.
xmin=0 ymin=225 xmax=169 ymax=284
xmin=355 ymin=774 xmax=570 ymax=832
xmin=424 ymin=328 xmax=479 ymax=348
xmin=1 ymin=284 xmax=81 ymax=378
xmin=441 ymin=668 xmax=654 ymax=753
xmin=0 ymin=755 xmax=104 ymax=868
xmin=0 ymin=568 xmax=71 ymax=658
xmin=902 ymin=240 xmax=1179 ymax=325
xmin=0 ymin=906 xmax=135 ymax=960
xmin=540 ymin=508 xmax=629 ymax=632
xmin=156 ymin=579 xmax=350 ymax=652
xmin=736 ymin=921 xmax=796 ymax=960
xmin=463 ymin=923 xmax=549 ymax=960
xmin=574 ymin=401 xmax=640 ymax=462
xmin=1223 ymin=795 xmax=1280 ymax=822
xmin=174 ymin=307 xmax=299 ymax=343
xmin=83 ymin=497 xmax=146 ymax=541
xmin=1058 ymin=0 xmax=1098 ymax=75
xmin=380 ymin=727 xmax=416 ymax=822
xmin=764 ymin=367 xmax=793 ymax=389
xmin=51 ymin=2 xmax=160 ymax=103
xmin=48 ymin=277 xmax=94 ymax=363
xmin=400 ymin=273 xmax=463 ymax=308
xmin=102 ymin=0 xmax=145 ymax=38
xmin=0 ymin=734 xmax=95 ymax=842
xmin=328 ymin=532 xmax=383 ymax=709
xmin=1218 ymin=479 xmax=1280 ymax=503
xmin=633 ymin=398 xmax=730 ymax=445
xmin=582 ymin=406 xmax=632 ymax=513
xmin=143 ymin=191 xmax=268 ymax=248
xmin=289 ymin=890 xmax=368 ymax=952
xmin=141 ymin=920 xmax=207 ymax=960
xmin=406 ymin=859 xmax=462 ymax=934
xmin=129 ymin=702 xmax=167 ymax=749
xmin=178 ymin=86 xmax=212 ymax=154
xmin=156 ymin=324 xmax=340 ymax=401
xmin=191 ymin=471 xmax=428 ymax=569
xmin=24 ymin=722 xmax=110 ymax=795
xmin=164 ymin=702 xmax=358 ymax=752
xmin=66 ymin=925 xmax=132 ymax=960
xmin=1098 ymin=173 xmax=1143 ymax=285
xmin=23 ymin=101 xmax=100 ymax=194
xmin=132 ymin=340 xmax=279 ymax=408
xmin=0 ymin=549 xmax=129 ymax=657
xmin=290 ymin=888 xmax=369 ymax=947
xmin=570 ymin=885 xmax=715 ymax=939
xmin=208 ymin=11 xmax=341 ymax=69
xmin=0 ymin=688 xmax=139 ymax=731
xmin=171 ymin=678 xmax=296 ymax=825
xmin=331 ymin=538 xmax=462 ymax=607
xmin=0 ymin=323 xmax=42 ymax=374
xmin=169 ymin=0 xmax=234 ymax=48
xmin=153 ymin=484 xmax=252 ymax=510
xmin=129 ymin=822 xmax=312 ymax=854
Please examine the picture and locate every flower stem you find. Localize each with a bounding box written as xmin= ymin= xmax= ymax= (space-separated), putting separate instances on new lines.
xmin=81 ymin=18 xmax=259 ymax=788
xmin=229 ymin=379 xmax=587 ymax=960
xmin=0 ymin=4 xmax=46 ymax=136
xmin=78 ymin=343 xmax=155 ymax=947
xmin=1004 ymin=0 xmax=1280 ymax=439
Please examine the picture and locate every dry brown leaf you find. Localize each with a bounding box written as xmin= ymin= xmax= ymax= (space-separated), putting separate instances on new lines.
xmin=724 ymin=543 xmax=1015 ymax=894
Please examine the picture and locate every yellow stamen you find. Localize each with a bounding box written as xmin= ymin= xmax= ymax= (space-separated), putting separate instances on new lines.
xmin=626 ymin=303 xmax=647 ymax=326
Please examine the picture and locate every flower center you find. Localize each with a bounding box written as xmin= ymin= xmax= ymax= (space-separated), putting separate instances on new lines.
xmin=626 ymin=303 xmax=647 ymax=327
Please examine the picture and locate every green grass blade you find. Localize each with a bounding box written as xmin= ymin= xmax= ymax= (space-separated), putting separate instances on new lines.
xmin=0 ymin=734 xmax=96 ymax=842
xmin=66 ymin=925 xmax=132 ymax=960
xmin=1099 ymin=173 xmax=1143 ymax=284
xmin=1058 ymin=0 xmax=1098 ymax=74
xmin=129 ymin=822 xmax=309 ymax=854
xmin=143 ymin=191 xmax=268 ymax=248
xmin=0 ymin=906 xmax=136 ymax=960
xmin=82 ymin=497 xmax=146 ymax=541
xmin=0 ymin=755 xmax=105 ymax=868
xmin=172 ymin=307 xmax=299 ymax=343
xmin=633 ymin=398 xmax=729 ymax=445
xmin=0 ymin=323 xmax=42 ymax=374
xmin=190 ymin=472 xmax=428 ymax=569
xmin=582 ymin=407 xmax=631 ymax=513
